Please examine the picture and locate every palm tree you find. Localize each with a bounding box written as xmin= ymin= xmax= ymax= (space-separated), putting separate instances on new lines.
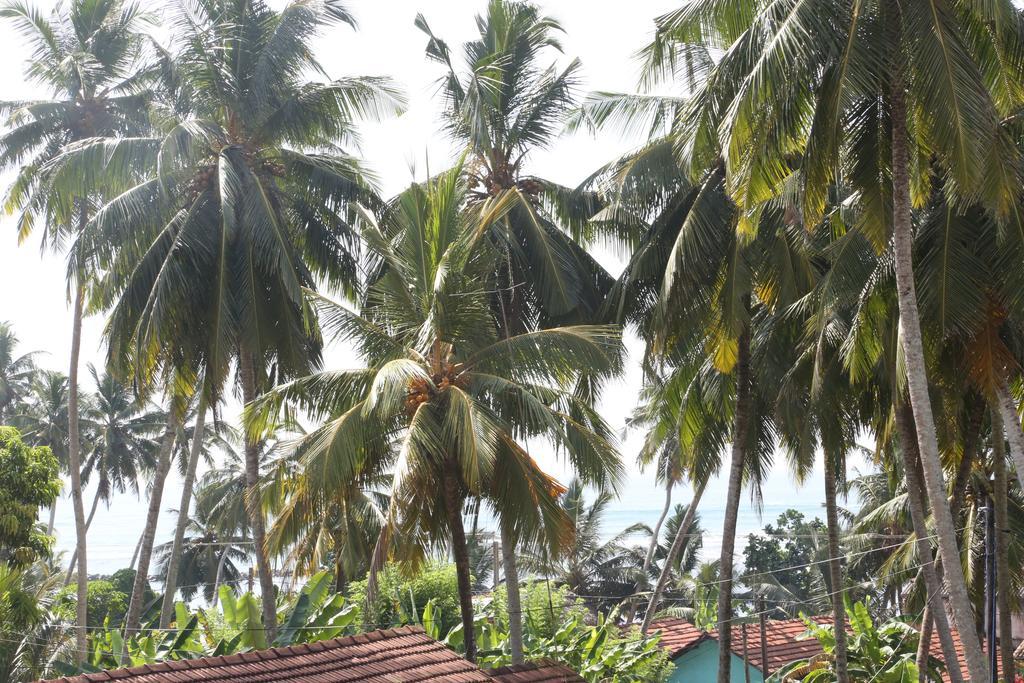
xmin=158 ymin=391 xmax=232 ymax=626
xmin=263 ymin=442 xmax=389 ymax=596
xmin=249 ymin=164 xmax=622 ymax=661
xmin=0 ymin=322 xmax=38 ymax=423
xmin=416 ymin=2 xmax=614 ymax=660
xmin=64 ymin=366 xmax=163 ymax=582
xmin=53 ymin=0 xmax=404 ymax=642
xmin=154 ymin=500 xmax=247 ymax=604
xmin=520 ymin=478 xmax=642 ymax=613
xmin=16 ymin=371 xmax=70 ymax=536
xmin=640 ymin=0 xmax=1024 ymax=674
xmin=0 ymin=0 xmax=152 ymax=656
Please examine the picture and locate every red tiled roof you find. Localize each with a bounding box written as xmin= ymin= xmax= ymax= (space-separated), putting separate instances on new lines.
xmin=39 ymin=626 xmax=492 ymax=683
xmin=654 ymin=615 xmax=1003 ymax=681
xmin=485 ymin=659 xmax=584 ymax=682
xmin=647 ymin=618 xmax=709 ymax=659
xmin=651 ymin=617 xmax=829 ymax=675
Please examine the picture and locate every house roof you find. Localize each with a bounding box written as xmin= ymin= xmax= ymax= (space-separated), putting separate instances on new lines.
xmin=650 ymin=615 xmax=993 ymax=681
xmin=485 ymin=659 xmax=584 ymax=682
xmin=38 ymin=626 xmax=493 ymax=683
xmin=649 ymin=616 xmax=829 ymax=675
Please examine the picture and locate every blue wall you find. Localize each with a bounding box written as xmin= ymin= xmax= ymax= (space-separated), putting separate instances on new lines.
xmin=668 ymin=640 xmax=764 ymax=683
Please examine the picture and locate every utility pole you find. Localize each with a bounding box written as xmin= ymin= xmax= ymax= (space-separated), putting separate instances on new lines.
xmin=757 ymin=596 xmax=769 ymax=678
xmin=984 ymin=498 xmax=997 ymax=683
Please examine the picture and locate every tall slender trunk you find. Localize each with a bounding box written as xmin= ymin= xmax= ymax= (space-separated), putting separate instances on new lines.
xmin=121 ymin=415 xmax=177 ymax=664
xmin=334 ymin=551 xmax=347 ymax=596
xmin=67 ymin=282 xmax=88 ymax=663
xmin=129 ymin=534 xmax=142 ymax=572
xmin=159 ymin=392 xmax=208 ymax=627
xmin=500 ymin=526 xmax=523 ymax=664
xmin=894 ymin=401 xmax=964 ymax=683
xmin=990 ymin=408 xmax=1013 ymax=679
xmin=994 ymin=379 xmax=1024 ymax=495
xmin=641 ymin=482 xmax=707 ymax=634
xmin=716 ymin=329 xmax=752 ymax=683
xmin=64 ymin=486 xmax=102 ymax=585
xmin=47 ymin=499 xmax=57 ymax=537
xmin=239 ymin=351 xmax=277 ymax=642
xmin=212 ymin=547 xmax=230 ymax=607
xmin=916 ymin=604 xmax=933 ymax=682
xmin=950 ymin=399 xmax=984 ymax=520
xmin=443 ymin=462 xmax=476 ymax=662
xmin=822 ymin=448 xmax=849 ymax=683
xmin=890 ymin=70 xmax=989 ymax=682
xmin=625 ymin=479 xmax=674 ymax=624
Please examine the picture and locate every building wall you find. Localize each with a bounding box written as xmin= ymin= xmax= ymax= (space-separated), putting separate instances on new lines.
xmin=669 ymin=640 xmax=764 ymax=683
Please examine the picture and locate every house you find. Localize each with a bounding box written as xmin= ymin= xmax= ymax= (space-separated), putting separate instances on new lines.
xmin=651 ymin=616 xmax=987 ymax=682
xmin=38 ymin=626 xmax=584 ymax=683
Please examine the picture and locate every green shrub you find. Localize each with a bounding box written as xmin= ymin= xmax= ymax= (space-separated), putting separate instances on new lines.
xmin=56 ymin=579 xmax=128 ymax=627
xmin=348 ymin=563 xmax=462 ymax=634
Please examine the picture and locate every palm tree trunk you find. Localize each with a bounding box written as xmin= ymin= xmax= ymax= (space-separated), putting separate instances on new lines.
xmin=212 ymin=546 xmax=230 ymax=607
xmin=916 ymin=604 xmax=933 ymax=682
xmin=159 ymin=391 xmax=208 ymax=628
xmin=129 ymin=534 xmax=142 ymax=572
xmin=67 ymin=282 xmax=88 ymax=663
xmin=121 ymin=414 xmax=177 ymax=664
xmin=47 ymin=499 xmax=57 ymax=537
xmin=894 ymin=400 xmax=963 ymax=683
xmin=889 ymin=70 xmax=989 ymax=683
xmin=443 ymin=461 xmax=476 ymax=662
xmin=625 ymin=479 xmax=673 ymax=625
xmin=994 ymin=379 xmax=1024 ymax=494
xmin=822 ymin=448 xmax=849 ymax=683
xmin=239 ymin=350 xmax=277 ymax=642
xmin=990 ymin=408 xmax=1014 ymax=679
xmin=950 ymin=398 xmax=984 ymax=519
xmin=334 ymin=553 xmax=347 ymax=596
xmin=716 ymin=328 xmax=752 ymax=683
xmin=641 ymin=481 xmax=707 ymax=634
xmin=500 ymin=526 xmax=523 ymax=665
xmin=64 ymin=485 xmax=102 ymax=585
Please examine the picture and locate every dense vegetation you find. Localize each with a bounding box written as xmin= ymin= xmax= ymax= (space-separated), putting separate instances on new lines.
xmin=3 ymin=0 xmax=1024 ymax=680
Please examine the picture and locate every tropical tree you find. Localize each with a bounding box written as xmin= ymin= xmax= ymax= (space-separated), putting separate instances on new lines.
xmin=49 ymin=0 xmax=404 ymax=642
xmin=0 ymin=322 xmax=37 ymax=423
xmin=520 ymin=478 xmax=644 ymax=613
xmin=154 ymin=501 xmax=247 ymax=604
xmin=636 ymin=0 xmax=1024 ymax=674
xmin=16 ymin=371 xmax=69 ymax=535
xmin=416 ymin=0 xmax=615 ymax=660
xmin=263 ymin=442 xmax=390 ymax=596
xmin=249 ymin=164 xmax=623 ymax=661
xmin=64 ymin=366 xmax=162 ymax=581
xmin=0 ymin=0 xmax=152 ymax=656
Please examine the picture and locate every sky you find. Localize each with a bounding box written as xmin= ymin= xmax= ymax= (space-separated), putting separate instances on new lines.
xmin=0 ymin=0 xmax=871 ymax=572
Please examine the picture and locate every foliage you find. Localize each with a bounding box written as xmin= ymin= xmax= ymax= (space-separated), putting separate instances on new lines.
xmin=64 ymin=571 xmax=359 ymax=674
xmin=56 ymin=579 xmax=128 ymax=628
xmin=0 ymin=427 xmax=59 ymax=567
xmin=742 ymin=510 xmax=832 ymax=617
xmin=348 ymin=563 xmax=462 ymax=635
xmin=0 ymin=558 xmax=68 ymax=683
xmin=475 ymin=612 xmax=671 ymax=682
xmin=770 ymin=602 xmax=944 ymax=682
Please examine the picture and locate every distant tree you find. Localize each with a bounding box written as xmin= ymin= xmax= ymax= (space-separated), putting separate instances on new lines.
xmin=0 ymin=322 xmax=37 ymax=423
xmin=742 ymin=510 xmax=831 ymax=617
xmin=0 ymin=427 xmax=60 ymax=568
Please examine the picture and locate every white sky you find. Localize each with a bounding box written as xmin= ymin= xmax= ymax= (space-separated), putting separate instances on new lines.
xmin=0 ymin=0 xmax=865 ymax=570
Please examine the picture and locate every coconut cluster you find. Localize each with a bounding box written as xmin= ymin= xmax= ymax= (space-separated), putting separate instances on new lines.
xmin=403 ymin=361 xmax=469 ymax=416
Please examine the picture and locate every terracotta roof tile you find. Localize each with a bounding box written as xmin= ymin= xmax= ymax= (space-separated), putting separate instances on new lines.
xmin=485 ymin=659 xmax=584 ymax=682
xmin=38 ymin=626 xmax=492 ymax=683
